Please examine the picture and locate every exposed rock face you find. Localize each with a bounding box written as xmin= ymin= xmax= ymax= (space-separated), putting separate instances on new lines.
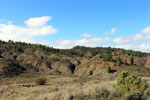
xmin=75 ymin=59 xmax=116 ymax=76
xmin=144 ymin=57 xmax=150 ymax=68
xmin=1 ymin=51 xmax=11 ymax=59
xmin=134 ymin=57 xmax=146 ymax=67
xmin=51 ymin=60 xmax=76 ymax=74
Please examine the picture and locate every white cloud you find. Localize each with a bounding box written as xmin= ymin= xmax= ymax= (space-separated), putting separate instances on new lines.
xmin=113 ymin=34 xmax=150 ymax=44
xmin=0 ymin=16 xmax=57 ymax=43
xmin=24 ymin=16 xmax=51 ymax=28
xmin=112 ymin=26 xmax=150 ymax=52
xmin=113 ymin=27 xmax=150 ymax=44
xmin=27 ymin=26 xmax=57 ymax=36
xmin=81 ymin=33 xmax=92 ymax=38
xmin=54 ymin=38 xmax=109 ymax=49
xmin=113 ymin=44 xmax=150 ymax=53
xmin=105 ymin=28 xmax=116 ymax=35
xmin=141 ymin=27 xmax=150 ymax=34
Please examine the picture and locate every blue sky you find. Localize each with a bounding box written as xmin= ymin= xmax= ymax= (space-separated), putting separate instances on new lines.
xmin=0 ymin=0 xmax=150 ymax=52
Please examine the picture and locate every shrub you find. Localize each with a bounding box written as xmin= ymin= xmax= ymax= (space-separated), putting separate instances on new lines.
xmin=129 ymin=56 xmax=134 ymax=65
xmin=36 ymin=76 xmax=47 ymax=85
xmin=89 ymin=71 xmax=93 ymax=76
xmin=103 ymin=53 xmax=112 ymax=61
xmin=117 ymin=71 xmax=141 ymax=88
xmin=116 ymin=71 xmax=150 ymax=99
xmin=116 ymin=57 xmax=122 ymax=67
xmin=106 ymin=66 xmax=111 ymax=73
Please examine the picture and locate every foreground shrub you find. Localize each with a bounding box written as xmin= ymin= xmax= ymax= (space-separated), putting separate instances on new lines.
xmin=36 ymin=76 xmax=47 ymax=85
xmin=116 ymin=71 xmax=150 ymax=100
xmin=89 ymin=70 xmax=93 ymax=76
xmin=73 ymin=71 xmax=150 ymax=100
xmin=117 ymin=71 xmax=141 ymax=88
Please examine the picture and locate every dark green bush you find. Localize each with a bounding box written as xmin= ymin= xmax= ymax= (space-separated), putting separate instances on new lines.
xmin=103 ymin=53 xmax=112 ymax=61
xmin=106 ymin=66 xmax=111 ymax=73
xmin=116 ymin=57 xmax=122 ymax=67
xmin=89 ymin=71 xmax=93 ymax=76
xmin=117 ymin=71 xmax=141 ymax=88
xmin=129 ymin=56 xmax=134 ymax=65
xmin=116 ymin=71 xmax=150 ymax=100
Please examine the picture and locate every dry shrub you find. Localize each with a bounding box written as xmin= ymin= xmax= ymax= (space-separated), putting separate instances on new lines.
xmin=35 ymin=76 xmax=47 ymax=85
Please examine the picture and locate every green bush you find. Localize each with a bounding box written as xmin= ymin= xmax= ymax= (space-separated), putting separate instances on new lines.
xmin=89 ymin=70 xmax=93 ymax=76
xmin=117 ymin=71 xmax=141 ymax=88
xmin=36 ymin=76 xmax=47 ymax=85
xmin=116 ymin=57 xmax=122 ymax=67
xmin=106 ymin=66 xmax=111 ymax=73
xmin=129 ymin=56 xmax=134 ymax=65
xmin=103 ymin=53 xmax=112 ymax=61
xmin=116 ymin=71 xmax=150 ymax=99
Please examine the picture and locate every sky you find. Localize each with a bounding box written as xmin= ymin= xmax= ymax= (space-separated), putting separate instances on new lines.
xmin=0 ymin=0 xmax=150 ymax=52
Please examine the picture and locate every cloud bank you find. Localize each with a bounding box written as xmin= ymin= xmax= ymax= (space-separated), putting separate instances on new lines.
xmin=54 ymin=38 xmax=109 ymax=49
xmin=81 ymin=33 xmax=92 ymax=38
xmin=1 ymin=17 xmax=150 ymax=52
xmin=0 ymin=16 xmax=57 ymax=43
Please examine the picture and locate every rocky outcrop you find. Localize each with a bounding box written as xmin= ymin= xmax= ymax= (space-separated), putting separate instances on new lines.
xmin=144 ymin=57 xmax=150 ymax=68
xmin=51 ymin=60 xmax=76 ymax=74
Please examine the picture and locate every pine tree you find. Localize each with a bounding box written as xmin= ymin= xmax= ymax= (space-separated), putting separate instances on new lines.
xmin=116 ymin=57 xmax=122 ymax=67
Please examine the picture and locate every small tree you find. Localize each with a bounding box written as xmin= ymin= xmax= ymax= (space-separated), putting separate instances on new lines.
xmin=89 ymin=70 xmax=93 ymax=76
xmin=129 ymin=56 xmax=134 ymax=65
xmin=117 ymin=71 xmax=141 ymax=88
xmin=116 ymin=71 xmax=145 ymax=100
xmin=103 ymin=53 xmax=112 ymax=61
xmin=106 ymin=66 xmax=111 ymax=73
xmin=116 ymin=57 xmax=122 ymax=67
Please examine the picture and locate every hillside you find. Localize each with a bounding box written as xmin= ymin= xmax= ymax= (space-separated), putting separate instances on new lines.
xmin=1 ymin=40 xmax=150 ymax=100
xmin=0 ymin=40 xmax=150 ymax=77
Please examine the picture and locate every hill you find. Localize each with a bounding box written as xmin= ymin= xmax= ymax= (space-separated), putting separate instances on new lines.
xmin=1 ymin=40 xmax=150 ymax=100
xmin=0 ymin=40 xmax=150 ymax=77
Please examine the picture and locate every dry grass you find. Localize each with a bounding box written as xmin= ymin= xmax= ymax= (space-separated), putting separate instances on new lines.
xmin=0 ymin=73 xmax=117 ymax=100
xmin=1 ymin=66 xmax=150 ymax=100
